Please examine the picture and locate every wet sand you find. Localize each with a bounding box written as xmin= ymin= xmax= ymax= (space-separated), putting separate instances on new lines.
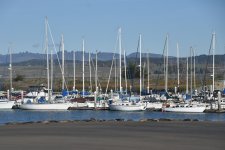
xmin=0 ymin=121 xmax=225 ymax=150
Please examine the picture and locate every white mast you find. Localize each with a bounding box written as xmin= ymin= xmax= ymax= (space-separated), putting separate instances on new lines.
xmin=82 ymin=39 xmax=85 ymax=97
xmin=89 ymin=52 xmax=92 ymax=92
xmin=124 ymin=50 xmax=127 ymax=95
xmin=45 ymin=17 xmax=50 ymax=101
xmin=164 ymin=45 xmax=166 ymax=86
xmin=190 ymin=47 xmax=193 ymax=98
xmin=61 ymin=34 xmax=65 ymax=90
xmin=50 ymin=46 xmax=53 ymax=92
xmin=115 ymin=58 xmax=117 ymax=92
xmin=186 ymin=56 xmax=189 ymax=94
xmin=9 ymin=47 xmax=12 ymax=91
xmin=119 ymin=28 xmax=122 ymax=94
xmin=95 ymin=50 xmax=98 ymax=93
xmin=142 ymin=62 xmax=146 ymax=91
xmin=73 ymin=50 xmax=76 ymax=91
xmin=139 ymin=34 xmax=142 ymax=96
xmin=8 ymin=47 xmax=12 ymax=100
xmin=105 ymin=53 xmax=115 ymax=94
xmin=165 ymin=34 xmax=168 ymax=92
xmin=193 ymin=48 xmax=196 ymax=90
xmin=177 ymin=43 xmax=180 ymax=89
xmin=147 ymin=51 xmax=150 ymax=94
xmin=212 ymin=32 xmax=216 ymax=92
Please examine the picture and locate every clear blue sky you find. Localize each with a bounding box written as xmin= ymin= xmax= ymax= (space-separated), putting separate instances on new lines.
xmin=0 ymin=0 xmax=224 ymax=56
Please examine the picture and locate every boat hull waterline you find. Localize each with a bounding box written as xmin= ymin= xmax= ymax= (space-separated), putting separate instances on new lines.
xmin=20 ymin=103 xmax=73 ymax=110
xmin=163 ymin=106 xmax=205 ymax=113
xmin=109 ymin=104 xmax=146 ymax=111
xmin=0 ymin=101 xmax=15 ymax=109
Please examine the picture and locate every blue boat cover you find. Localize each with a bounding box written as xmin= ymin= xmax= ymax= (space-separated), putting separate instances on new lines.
xmin=69 ymin=90 xmax=78 ymax=95
xmin=185 ymin=94 xmax=192 ymax=101
xmin=62 ymin=89 xmax=69 ymax=97
xmin=38 ymin=97 xmax=46 ymax=103
xmin=79 ymin=91 xmax=90 ymax=96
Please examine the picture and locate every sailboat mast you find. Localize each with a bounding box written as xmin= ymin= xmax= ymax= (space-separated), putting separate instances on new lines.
xmin=95 ymin=50 xmax=98 ymax=92
xmin=89 ymin=52 xmax=92 ymax=92
xmin=212 ymin=32 xmax=216 ymax=92
xmin=147 ymin=51 xmax=150 ymax=94
xmin=164 ymin=46 xmax=166 ymax=86
xmin=124 ymin=50 xmax=127 ymax=95
xmin=82 ymin=39 xmax=85 ymax=97
xmin=193 ymin=48 xmax=196 ymax=90
xmin=9 ymin=47 xmax=12 ymax=90
xmin=186 ymin=56 xmax=189 ymax=94
xmin=50 ymin=47 xmax=53 ymax=92
xmin=45 ymin=17 xmax=50 ymax=101
xmin=115 ymin=58 xmax=117 ymax=92
xmin=73 ymin=50 xmax=76 ymax=91
xmin=165 ymin=35 xmax=168 ymax=92
xmin=119 ymin=28 xmax=122 ymax=94
xmin=139 ymin=34 xmax=142 ymax=96
xmin=61 ymin=34 xmax=65 ymax=90
xmin=177 ymin=43 xmax=180 ymax=88
xmin=190 ymin=47 xmax=193 ymax=98
xmin=8 ymin=47 xmax=12 ymax=100
xmin=142 ymin=62 xmax=145 ymax=91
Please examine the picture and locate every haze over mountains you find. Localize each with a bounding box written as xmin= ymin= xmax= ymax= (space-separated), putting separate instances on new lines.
xmin=0 ymin=51 xmax=163 ymax=64
xmin=0 ymin=51 xmax=224 ymax=66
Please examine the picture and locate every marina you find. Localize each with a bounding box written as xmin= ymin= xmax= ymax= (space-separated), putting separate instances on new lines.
xmin=0 ymin=22 xmax=224 ymax=125
xmin=1 ymin=1 xmax=225 ymax=150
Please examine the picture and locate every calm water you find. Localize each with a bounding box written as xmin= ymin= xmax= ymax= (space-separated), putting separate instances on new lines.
xmin=0 ymin=109 xmax=225 ymax=125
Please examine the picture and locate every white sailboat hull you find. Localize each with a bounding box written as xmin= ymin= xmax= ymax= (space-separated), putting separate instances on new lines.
xmin=86 ymin=101 xmax=109 ymax=108
xmin=109 ymin=103 xmax=146 ymax=111
xmin=71 ymin=102 xmax=88 ymax=108
xmin=146 ymin=102 xmax=162 ymax=109
xmin=0 ymin=101 xmax=14 ymax=109
xmin=20 ymin=103 xmax=73 ymax=110
xmin=163 ymin=106 xmax=205 ymax=113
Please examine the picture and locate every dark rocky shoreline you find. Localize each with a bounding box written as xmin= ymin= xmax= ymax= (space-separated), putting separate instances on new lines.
xmin=3 ymin=117 xmax=204 ymax=126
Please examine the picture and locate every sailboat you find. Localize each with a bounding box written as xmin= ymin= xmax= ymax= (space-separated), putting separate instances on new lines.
xmin=109 ymin=30 xmax=146 ymax=111
xmin=0 ymin=92 xmax=15 ymax=109
xmin=0 ymin=48 xmax=15 ymax=109
xmin=144 ymin=36 xmax=169 ymax=110
xmin=163 ymin=46 xmax=206 ymax=113
xmin=20 ymin=17 xmax=73 ymax=110
xmin=163 ymin=103 xmax=205 ymax=113
xmin=109 ymin=101 xmax=146 ymax=111
xmin=85 ymin=50 xmax=109 ymax=110
xmin=68 ymin=39 xmax=96 ymax=110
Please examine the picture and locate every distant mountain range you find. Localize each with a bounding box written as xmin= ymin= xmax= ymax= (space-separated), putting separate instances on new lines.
xmin=0 ymin=51 xmax=164 ymax=64
xmin=0 ymin=51 xmax=224 ymax=66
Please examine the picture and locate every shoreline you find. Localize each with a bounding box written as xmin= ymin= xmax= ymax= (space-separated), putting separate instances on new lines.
xmin=1 ymin=117 xmax=218 ymax=126
xmin=1 ymin=120 xmax=225 ymax=150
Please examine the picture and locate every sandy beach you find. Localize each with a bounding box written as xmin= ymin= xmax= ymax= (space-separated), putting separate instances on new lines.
xmin=0 ymin=121 xmax=225 ymax=150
